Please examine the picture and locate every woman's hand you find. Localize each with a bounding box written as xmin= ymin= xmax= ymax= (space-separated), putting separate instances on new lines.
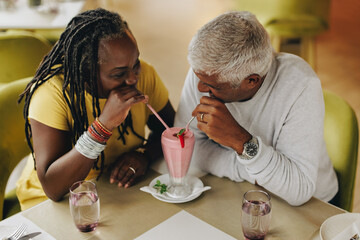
xmin=109 ymin=151 xmax=149 ymax=188
xmin=99 ymin=86 xmax=149 ymax=131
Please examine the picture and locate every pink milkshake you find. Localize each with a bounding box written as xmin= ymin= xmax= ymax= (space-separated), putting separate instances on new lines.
xmin=161 ymin=127 xmax=195 ymax=198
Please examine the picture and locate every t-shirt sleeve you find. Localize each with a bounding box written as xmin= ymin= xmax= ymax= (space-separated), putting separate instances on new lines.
xmin=28 ymin=77 xmax=71 ymax=131
xmin=139 ymin=60 xmax=169 ymax=115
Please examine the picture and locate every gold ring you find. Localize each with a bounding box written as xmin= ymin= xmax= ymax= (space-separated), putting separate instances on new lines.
xmin=129 ymin=167 xmax=136 ymax=174
xmin=200 ymin=113 xmax=204 ymax=121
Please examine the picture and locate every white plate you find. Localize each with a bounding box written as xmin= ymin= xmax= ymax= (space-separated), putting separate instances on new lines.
xmin=320 ymin=213 xmax=360 ymax=240
xmin=149 ymin=174 xmax=204 ymax=203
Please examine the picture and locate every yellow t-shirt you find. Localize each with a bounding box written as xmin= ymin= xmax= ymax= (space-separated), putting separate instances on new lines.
xmin=16 ymin=60 xmax=169 ymax=210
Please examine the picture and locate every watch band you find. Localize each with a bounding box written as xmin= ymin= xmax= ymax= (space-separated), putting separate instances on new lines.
xmin=237 ymin=136 xmax=259 ymax=160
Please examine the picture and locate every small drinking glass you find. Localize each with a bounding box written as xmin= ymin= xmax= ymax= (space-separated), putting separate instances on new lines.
xmin=69 ymin=181 xmax=100 ymax=232
xmin=241 ymin=190 xmax=272 ymax=240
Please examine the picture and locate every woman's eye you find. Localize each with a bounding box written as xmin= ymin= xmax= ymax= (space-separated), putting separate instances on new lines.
xmin=113 ymin=72 xmax=126 ymax=79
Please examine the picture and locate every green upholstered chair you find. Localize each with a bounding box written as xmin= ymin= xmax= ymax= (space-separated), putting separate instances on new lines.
xmin=0 ymin=31 xmax=51 ymax=88
xmin=323 ymin=90 xmax=359 ymax=212
xmin=33 ymin=29 xmax=63 ymax=45
xmin=0 ymin=77 xmax=32 ymax=219
xmin=236 ymin=0 xmax=331 ymax=68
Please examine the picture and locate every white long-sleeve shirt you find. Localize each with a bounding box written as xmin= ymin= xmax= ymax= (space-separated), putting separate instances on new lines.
xmin=174 ymin=53 xmax=338 ymax=206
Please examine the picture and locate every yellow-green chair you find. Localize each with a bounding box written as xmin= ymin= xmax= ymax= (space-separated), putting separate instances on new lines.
xmin=6 ymin=29 xmax=63 ymax=46
xmin=236 ymin=0 xmax=331 ymax=68
xmin=33 ymin=29 xmax=63 ymax=45
xmin=0 ymin=31 xmax=51 ymax=88
xmin=0 ymin=77 xmax=32 ymax=219
xmin=323 ymin=90 xmax=359 ymax=212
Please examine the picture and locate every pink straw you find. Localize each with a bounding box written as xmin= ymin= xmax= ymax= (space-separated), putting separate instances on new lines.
xmin=146 ymin=103 xmax=169 ymax=130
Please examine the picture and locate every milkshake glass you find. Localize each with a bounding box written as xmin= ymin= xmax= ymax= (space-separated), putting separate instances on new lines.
xmin=161 ymin=127 xmax=195 ymax=198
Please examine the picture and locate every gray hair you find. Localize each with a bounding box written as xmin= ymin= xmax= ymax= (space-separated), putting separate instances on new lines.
xmin=188 ymin=11 xmax=274 ymax=88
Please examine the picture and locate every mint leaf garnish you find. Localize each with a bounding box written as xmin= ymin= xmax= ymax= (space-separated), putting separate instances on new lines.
xmin=177 ymin=128 xmax=185 ymax=136
xmin=153 ymin=180 xmax=168 ymax=194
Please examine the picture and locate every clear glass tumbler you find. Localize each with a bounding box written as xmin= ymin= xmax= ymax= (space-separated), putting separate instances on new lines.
xmin=69 ymin=180 xmax=100 ymax=232
xmin=161 ymin=127 xmax=195 ymax=198
xmin=241 ymin=190 xmax=272 ymax=240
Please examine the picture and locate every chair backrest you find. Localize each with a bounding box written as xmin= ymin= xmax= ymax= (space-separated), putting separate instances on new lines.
xmin=236 ymin=0 xmax=331 ymax=36
xmin=0 ymin=78 xmax=32 ymax=218
xmin=0 ymin=31 xmax=51 ymax=86
xmin=33 ymin=29 xmax=63 ymax=45
xmin=323 ymin=90 xmax=359 ymax=211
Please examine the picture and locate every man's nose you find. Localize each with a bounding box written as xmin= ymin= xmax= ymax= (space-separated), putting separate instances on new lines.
xmin=197 ymin=81 xmax=210 ymax=93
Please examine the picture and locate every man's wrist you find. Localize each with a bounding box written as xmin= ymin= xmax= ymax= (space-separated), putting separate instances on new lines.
xmin=234 ymin=134 xmax=252 ymax=155
xmin=236 ymin=136 xmax=259 ymax=160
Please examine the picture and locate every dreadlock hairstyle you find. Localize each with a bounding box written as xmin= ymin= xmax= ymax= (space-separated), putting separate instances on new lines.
xmin=18 ymin=8 xmax=145 ymax=179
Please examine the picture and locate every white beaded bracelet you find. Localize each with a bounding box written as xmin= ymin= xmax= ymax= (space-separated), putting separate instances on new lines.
xmin=75 ymin=131 xmax=106 ymax=159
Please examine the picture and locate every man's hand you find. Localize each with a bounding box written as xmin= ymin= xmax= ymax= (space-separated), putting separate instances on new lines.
xmin=192 ymin=96 xmax=252 ymax=154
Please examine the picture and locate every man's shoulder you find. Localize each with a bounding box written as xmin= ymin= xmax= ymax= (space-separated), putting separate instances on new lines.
xmin=273 ymin=53 xmax=319 ymax=86
xmin=262 ymin=53 xmax=323 ymax=105
xmin=276 ymin=53 xmax=315 ymax=75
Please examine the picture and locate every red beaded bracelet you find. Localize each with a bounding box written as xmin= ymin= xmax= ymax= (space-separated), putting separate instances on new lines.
xmin=95 ymin=117 xmax=112 ymax=135
xmin=92 ymin=124 xmax=110 ymax=140
xmin=88 ymin=125 xmax=108 ymax=143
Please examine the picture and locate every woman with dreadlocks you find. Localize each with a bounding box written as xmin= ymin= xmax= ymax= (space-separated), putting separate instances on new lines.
xmin=16 ymin=8 xmax=175 ymax=210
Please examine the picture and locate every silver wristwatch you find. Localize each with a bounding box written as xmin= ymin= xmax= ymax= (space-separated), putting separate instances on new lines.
xmin=238 ymin=136 xmax=259 ymax=160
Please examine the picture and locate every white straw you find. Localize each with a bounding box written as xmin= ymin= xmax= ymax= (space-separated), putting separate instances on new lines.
xmin=185 ymin=116 xmax=195 ymax=132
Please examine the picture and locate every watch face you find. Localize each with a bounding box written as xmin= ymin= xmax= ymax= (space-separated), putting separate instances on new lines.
xmin=245 ymin=142 xmax=258 ymax=157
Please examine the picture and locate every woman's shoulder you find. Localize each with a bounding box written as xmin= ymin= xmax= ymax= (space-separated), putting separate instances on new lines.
xmin=30 ymin=74 xmax=67 ymax=104
xmin=138 ymin=59 xmax=169 ymax=105
xmin=138 ymin=59 xmax=162 ymax=89
xmin=139 ymin=59 xmax=156 ymax=75
xmin=37 ymin=75 xmax=64 ymax=93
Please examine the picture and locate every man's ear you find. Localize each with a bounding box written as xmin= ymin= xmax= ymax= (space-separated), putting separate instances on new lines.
xmin=244 ymin=74 xmax=262 ymax=88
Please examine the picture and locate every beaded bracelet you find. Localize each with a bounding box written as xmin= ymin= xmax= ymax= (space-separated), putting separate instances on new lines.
xmin=75 ymin=131 xmax=106 ymax=159
xmin=88 ymin=125 xmax=109 ymax=143
xmin=92 ymin=122 xmax=111 ymax=138
xmin=87 ymin=118 xmax=113 ymax=144
xmin=94 ymin=117 xmax=112 ymax=136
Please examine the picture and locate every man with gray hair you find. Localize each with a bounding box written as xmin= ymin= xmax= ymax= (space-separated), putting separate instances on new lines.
xmin=175 ymin=11 xmax=338 ymax=206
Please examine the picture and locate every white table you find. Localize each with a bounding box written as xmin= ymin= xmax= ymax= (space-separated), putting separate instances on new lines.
xmin=0 ymin=169 xmax=346 ymax=239
xmin=0 ymin=0 xmax=85 ymax=30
